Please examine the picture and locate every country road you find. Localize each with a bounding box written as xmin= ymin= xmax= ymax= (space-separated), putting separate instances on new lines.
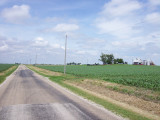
xmin=0 ymin=65 xmax=124 ymax=120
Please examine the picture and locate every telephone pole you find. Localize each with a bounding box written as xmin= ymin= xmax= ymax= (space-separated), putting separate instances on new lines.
xmin=35 ymin=49 xmax=37 ymax=65
xmin=64 ymin=35 xmax=67 ymax=74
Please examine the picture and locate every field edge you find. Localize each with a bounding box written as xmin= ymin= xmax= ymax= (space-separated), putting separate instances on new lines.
xmin=0 ymin=65 xmax=18 ymax=84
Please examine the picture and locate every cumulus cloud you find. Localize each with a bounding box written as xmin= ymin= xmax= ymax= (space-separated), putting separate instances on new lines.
xmin=147 ymin=32 xmax=160 ymax=41
xmin=95 ymin=0 xmax=142 ymax=38
xmin=50 ymin=43 xmax=65 ymax=50
xmin=51 ymin=43 xmax=61 ymax=49
xmin=33 ymin=37 xmax=48 ymax=47
xmin=101 ymin=0 xmax=141 ymax=17
xmin=111 ymin=31 xmax=160 ymax=53
xmin=1 ymin=4 xmax=31 ymax=24
xmin=76 ymin=50 xmax=86 ymax=55
xmin=48 ymin=23 xmax=79 ymax=32
xmin=0 ymin=42 xmax=8 ymax=51
xmin=145 ymin=12 xmax=160 ymax=24
xmin=87 ymin=38 xmax=105 ymax=44
xmin=111 ymin=40 xmax=138 ymax=49
xmin=96 ymin=19 xmax=134 ymax=38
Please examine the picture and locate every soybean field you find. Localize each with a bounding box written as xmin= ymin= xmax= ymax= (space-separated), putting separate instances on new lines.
xmin=37 ymin=65 xmax=160 ymax=91
xmin=0 ymin=64 xmax=15 ymax=72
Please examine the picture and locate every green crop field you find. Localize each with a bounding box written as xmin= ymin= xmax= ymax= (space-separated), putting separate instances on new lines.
xmin=36 ymin=65 xmax=160 ymax=91
xmin=0 ymin=64 xmax=15 ymax=72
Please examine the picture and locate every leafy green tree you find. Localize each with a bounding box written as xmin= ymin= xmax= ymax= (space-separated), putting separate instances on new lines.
xmin=99 ymin=53 xmax=114 ymax=64
xmin=114 ymin=58 xmax=124 ymax=64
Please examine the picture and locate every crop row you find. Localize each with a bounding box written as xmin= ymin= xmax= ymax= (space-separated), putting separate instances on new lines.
xmin=36 ymin=65 xmax=160 ymax=91
xmin=0 ymin=64 xmax=15 ymax=72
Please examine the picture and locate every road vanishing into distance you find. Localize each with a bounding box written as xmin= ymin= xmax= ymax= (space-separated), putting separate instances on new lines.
xmin=0 ymin=65 xmax=124 ymax=120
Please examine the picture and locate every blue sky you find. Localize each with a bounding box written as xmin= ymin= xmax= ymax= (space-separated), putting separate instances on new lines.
xmin=0 ymin=0 xmax=160 ymax=65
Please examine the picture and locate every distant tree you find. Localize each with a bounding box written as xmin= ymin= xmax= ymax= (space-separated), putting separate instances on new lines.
xmin=99 ymin=53 xmax=114 ymax=65
xmin=114 ymin=58 xmax=124 ymax=64
xmin=114 ymin=59 xmax=117 ymax=64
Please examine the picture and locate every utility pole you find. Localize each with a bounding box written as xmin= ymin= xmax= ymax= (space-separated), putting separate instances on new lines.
xmin=35 ymin=54 xmax=37 ymax=65
xmin=64 ymin=35 xmax=67 ymax=74
xmin=35 ymin=49 xmax=37 ymax=65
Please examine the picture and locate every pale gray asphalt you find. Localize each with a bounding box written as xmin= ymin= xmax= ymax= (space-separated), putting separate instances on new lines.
xmin=0 ymin=65 xmax=124 ymax=120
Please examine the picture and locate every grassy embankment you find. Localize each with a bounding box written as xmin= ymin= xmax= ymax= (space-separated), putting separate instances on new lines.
xmin=28 ymin=65 xmax=154 ymax=120
xmin=0 ymin=64 xmax=18 ymax=84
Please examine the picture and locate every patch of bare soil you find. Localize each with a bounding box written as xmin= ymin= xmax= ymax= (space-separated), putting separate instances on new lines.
xmin=28 ymin=66 xmax=62 ymax=76
xmin=65 ymin=79 xmax=160 ymax=119
xmin=85 ymin=79 xmax=160 ymax=103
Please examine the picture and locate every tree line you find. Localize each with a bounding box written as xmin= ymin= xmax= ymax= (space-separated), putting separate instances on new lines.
xmin=99 ymin=53 xmax=127 ymax=65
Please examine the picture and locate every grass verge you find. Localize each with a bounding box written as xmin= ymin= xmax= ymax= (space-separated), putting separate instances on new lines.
xmin=28 ymin=66 xmax=151 ymax=120
xmin=0 ymin=65 xmax=18 ymax=84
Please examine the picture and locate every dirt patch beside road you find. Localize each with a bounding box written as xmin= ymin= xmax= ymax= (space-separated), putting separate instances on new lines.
xmin=28 ymin=65 xmax=62 ymax=76
xmin=65 ymin=79 xmax=160 ymax=119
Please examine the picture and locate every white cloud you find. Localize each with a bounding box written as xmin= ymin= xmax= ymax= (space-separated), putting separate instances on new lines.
xmin=96 ymin=18 xmax=135 ymax=38
xmin=110 ymin=31 xmax=160 ymax=54
xmin=50 ymin=43 xmax=65 ymax=50
xmin=1 ymin=4 xmax=31 ymax=24
xmin=152 ymin=53 xmax=160 ymax=56
xmin=111 ymin=41 xmax=121 ymax=46
xmin=50 ymin=23 xmax=79 ymax=32
xmin=95 ymin=0 xmax=142 ymax=38
xmin=111 ymin=40 xmax=138 ymax=49
xmin=147 ymin=32 xmax=160 ymax=41
xmin=33 ymin=37 xmax=48 ymax=47
xmin=101 ymin=0 xmax=141 ymax=17
xmin=0 ymin=42 xmax=8 ymax=51
xmin=61 ymin=46 xmax=65 ymax=50
xmin=145 ymin=12 xmax=160 ymax=24
xmin=51 ymin=43 xmax=61 ymax=49
xmin=76 ymin=50 xmax=86 ymax=55
xmin=15 ymin=50 xmax=25 ymax=53
xmin=87 ymin=38 xmax=105 ymax=44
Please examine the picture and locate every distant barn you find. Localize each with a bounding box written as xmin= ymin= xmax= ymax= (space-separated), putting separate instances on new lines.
xmin=133 ymin=58 xmax=143 ymax=65
xmin=133 ymin=58 xmax=155 ymax=65
xmin=67 ymin=62 xmax=81 ymax=65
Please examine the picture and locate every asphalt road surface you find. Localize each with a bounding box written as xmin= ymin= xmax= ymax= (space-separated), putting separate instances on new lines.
xmin=0 ymin=65 xmax=124 ymax=120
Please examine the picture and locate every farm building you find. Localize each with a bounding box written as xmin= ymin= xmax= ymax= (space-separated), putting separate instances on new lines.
xmin=133 ymin=58 xmax=143 ymax=65
xmin=133 ymin=58 xmax=155 ymax=65
xmin=67 ymin=62 xmax=81 ymax=65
